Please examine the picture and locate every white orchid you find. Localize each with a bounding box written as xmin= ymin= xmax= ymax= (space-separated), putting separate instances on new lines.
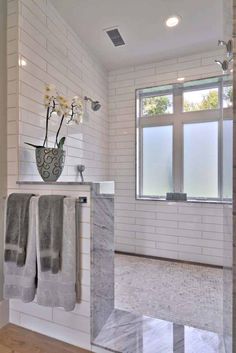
xmin=42 ymin=84 xmax=84 ymax=147
xmin=44 ymin=94 xmax=51 ymax=108
xmin=45 ymin=83 xmax=56 ymax=95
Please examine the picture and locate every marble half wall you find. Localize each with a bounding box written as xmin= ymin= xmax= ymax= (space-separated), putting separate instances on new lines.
xmin=91 ymin=187 xmax=114 ymax=341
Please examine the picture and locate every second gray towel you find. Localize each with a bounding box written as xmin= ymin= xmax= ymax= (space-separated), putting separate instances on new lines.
xmin=38 ymin=195 xmax=64 ymax=274
xmin=5 ymin=193 xmax=34 ymax=267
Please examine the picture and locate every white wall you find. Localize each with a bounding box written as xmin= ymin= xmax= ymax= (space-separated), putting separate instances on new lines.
xmin=7 ymin=0 xmax=109 ymax=188
xmin=0 ymin=0 xmax=8 ymax=324
xmin=109 ymin=49 xmax=228 ymax=266
xmin=6 ymin=0 xmax=109 ymax=350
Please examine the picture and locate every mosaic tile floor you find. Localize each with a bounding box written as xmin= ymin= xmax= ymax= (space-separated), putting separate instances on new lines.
xmin=115 ymin=254 xmax=223 ymax=333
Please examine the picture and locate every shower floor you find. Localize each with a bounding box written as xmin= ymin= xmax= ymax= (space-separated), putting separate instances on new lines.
xmin=115 ymin=253 xmax=223 ymax=334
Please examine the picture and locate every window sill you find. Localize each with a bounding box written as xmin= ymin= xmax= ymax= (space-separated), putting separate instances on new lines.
xmin=136 ymin=196 xmax=232 ymax=205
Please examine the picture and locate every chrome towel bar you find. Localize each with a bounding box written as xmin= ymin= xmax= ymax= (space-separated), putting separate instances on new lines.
xmin=1 ymin=196 xmax=87 ymax=204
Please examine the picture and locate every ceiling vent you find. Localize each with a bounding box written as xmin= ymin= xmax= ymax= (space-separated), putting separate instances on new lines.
xmin=105 ymin=28 xmax=125 ymax=47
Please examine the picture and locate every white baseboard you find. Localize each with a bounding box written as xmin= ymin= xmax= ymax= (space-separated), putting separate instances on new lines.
xmin=0 ymin=300 xmax=9 ymax=328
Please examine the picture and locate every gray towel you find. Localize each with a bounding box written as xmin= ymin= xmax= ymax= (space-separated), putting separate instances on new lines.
xmin=4 ymin=197 xmax=38 ymax=302
xmin=4 ymin=193 xmax=34 ymax=267
xmin=36 ymin=197 xmax=77 ymax=311
xmin=38 ymin=195 xmax=64 ymax=274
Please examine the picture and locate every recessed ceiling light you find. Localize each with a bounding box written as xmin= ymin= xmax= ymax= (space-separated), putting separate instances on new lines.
xmin=230 ymin=69 xmax=233 ymax=73
xmin=177 ymin=77 xmax=185 ymax=81
xmin=165 ymin=15 xmax=181 ymax=28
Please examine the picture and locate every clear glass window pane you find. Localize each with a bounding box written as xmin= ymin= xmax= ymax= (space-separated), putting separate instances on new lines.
xmin=142 ymin=95 xmax=173 ymax=116
xmin=223 ymin=86 xmax=233 ymax=108
xmin=183 ymin=88 xmax=219 ymax=112
xmin=184 ymin=122 xmax=218 ymax=198
xmin=223 ymin=120 xmax=233 ymax=198
xmin=142 ymin=126 xmax=173 ymax=196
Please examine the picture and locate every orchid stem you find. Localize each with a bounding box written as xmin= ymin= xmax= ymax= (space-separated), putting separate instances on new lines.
xmin=43 ymin=106 xmax=50 ymax=147
xmin=55 ymin=115 xmax=65 ymax=148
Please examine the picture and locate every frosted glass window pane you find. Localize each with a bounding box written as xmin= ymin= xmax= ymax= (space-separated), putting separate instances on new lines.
xmin=184 ymin=122 xmax=218 ymax=198
xmin=143 ymin=126 xmax=173 ymax=196
xmin=223 ymin=120 xmax=233 ymax=198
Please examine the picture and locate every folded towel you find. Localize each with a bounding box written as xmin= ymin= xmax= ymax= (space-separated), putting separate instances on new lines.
xmin=4 ymin=197 xmax=38 ymax=302
xmin=36 ymin=197 xmax=77 ymax=311
xmin=5 ymin=193 xmax=34 ymax=267
xmin=38 ymin=195 xmax=64 ymax=274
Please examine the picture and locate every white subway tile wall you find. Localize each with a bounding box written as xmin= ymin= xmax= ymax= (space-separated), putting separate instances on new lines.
xmin=0 ymin=0 xmax=7 ymax=310
xmin=6 ymin=0 xmax=106 ymax=350
xmin=108 ymin=49 xmax=227 ymax=267
xmin=8 ymin=0 xmax=109 ymax=184
xmin=5 ymin=0 xmax=231 ymax=349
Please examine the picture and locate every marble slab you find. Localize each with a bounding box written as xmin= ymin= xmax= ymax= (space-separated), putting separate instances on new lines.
xmin=93 ymin=309 xmax=225 ymax=353
xmin=91 ymin=192 xmax=114 ymax=340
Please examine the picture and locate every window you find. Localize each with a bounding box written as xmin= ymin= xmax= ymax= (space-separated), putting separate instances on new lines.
xmin=136 ymin=77 xmax=233 ymax=201
xmin=183 ymin=88 xmax=219 ymax=112
xmin=138 ymin=85 xmax=174 ymax=116
xmin=223 ymin=85 xmax=233 ymax=108
xmin=183 ymin=122 xmax=218 ymax=198
xmin=143 ymin=126 xmax=173 ymax=196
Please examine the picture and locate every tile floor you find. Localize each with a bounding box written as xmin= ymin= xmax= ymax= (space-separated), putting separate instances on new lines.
xmin=115 ymin=254 xmax=223 ymax=333
xmin=93 ymin=309 xmax=225 ymax=353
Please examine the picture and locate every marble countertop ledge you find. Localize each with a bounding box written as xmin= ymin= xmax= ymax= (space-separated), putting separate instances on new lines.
xmin=16 ymin=181 xmax=115 ymax=197
xmin=17 ymin=181 xmax=93 ymax=185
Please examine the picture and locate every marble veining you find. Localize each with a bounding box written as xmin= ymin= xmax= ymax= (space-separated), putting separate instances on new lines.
xmin=93 ymin=309 xmax=225 ymax=353
xmin=91 ymin=193 xmax=114 ymax=340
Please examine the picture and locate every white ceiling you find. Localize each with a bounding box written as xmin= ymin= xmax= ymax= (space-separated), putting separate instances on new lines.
xmin=51 ymin=0 xmax=224 ymax=70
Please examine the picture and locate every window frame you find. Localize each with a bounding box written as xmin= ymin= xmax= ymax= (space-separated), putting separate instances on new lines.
xmin=136 ymin=75 xmax=233 ymax=202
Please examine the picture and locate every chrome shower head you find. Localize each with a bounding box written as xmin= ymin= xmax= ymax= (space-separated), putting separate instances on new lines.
xmin=84 ymin=96 xmax=101 ymax=111
xmin=91 ymin=101 xmax=101 ymax=111
xmin=215 ymin=59 xmax=229 ymax=73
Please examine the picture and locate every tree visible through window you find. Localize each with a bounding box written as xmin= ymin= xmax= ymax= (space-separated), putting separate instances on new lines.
xmin=223 ymin=86 xmax=233 ymax=108
xmin=142 ymin=95 xmax=172 ymax=115
xmin=183 ymin=89 xmax=219 ymax=112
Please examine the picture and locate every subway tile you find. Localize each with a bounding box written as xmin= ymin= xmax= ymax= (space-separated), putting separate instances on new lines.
xmin=157 ymin=242 xmax=202 ymax=254
xmin=52 ymin=309 xmax=90 ymax=333
xmin=20 ymin=313 xmax=90 ymax=349
xmin=7 ymin=13 xmax=18 ymax=28
xmin=10 ymin=301 xmax=53 ymax=321
xmin=72 ymin=302 xmax=90 ymax=317
xmin=202 ymin=247 xmax=223 ymax=257
xmin=135 ymin=246 xmax=178 ymax=259
xmin=115 ymin=243 xmax=136 ymax=253
xmin=9 ymin=309 xmax=20 ymax=325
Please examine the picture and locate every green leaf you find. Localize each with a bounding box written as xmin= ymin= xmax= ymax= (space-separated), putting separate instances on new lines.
xmin=57 ymin=137 xmax=66 ymax=149
xmin=25 ymin=142 xmax=43 ymax=148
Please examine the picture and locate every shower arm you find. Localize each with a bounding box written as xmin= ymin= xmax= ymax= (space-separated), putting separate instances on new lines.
xmin=84 ymin=96 xmax=94 ymax=103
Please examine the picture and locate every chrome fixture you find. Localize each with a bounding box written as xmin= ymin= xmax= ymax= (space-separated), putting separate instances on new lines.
xmin=84 ymin=96 xmax=101 ymax=111
xmin=215 ymin=39 xmax=233 ymax=73
xmin=77 ymin=164 xmax=85 ymax=182
xmin=218 ymin=39 xmax=233 ymax=58
xmin=215 ymin=59 xmax=230 ymax=73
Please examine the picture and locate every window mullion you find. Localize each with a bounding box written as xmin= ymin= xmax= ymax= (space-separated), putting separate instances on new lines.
xmin=173 ymin=88 xmax=183 ymax=193
xmin=218 ymin=78 xmax=223 ymax=200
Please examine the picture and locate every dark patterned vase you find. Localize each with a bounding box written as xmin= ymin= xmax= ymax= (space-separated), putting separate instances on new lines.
xmin=35 ymin=147 xmax=65 ymax=182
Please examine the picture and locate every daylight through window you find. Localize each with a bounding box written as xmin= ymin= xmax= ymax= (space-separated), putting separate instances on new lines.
xmin=136 ymin=76 xmax=233 ymax=201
